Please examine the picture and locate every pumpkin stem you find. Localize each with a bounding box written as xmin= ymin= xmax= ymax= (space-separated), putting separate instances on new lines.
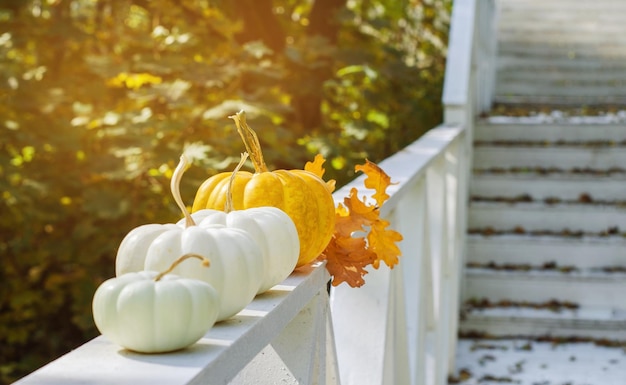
xmin=172 ymin=155 xmax=196 ymax=228
xmin=154 ymin=253 xmax=210 ymax=282
xmin=225 ymin=152 xmax=249 ymax=213
xmin=229 ymin=110 xmax=268 ymax=173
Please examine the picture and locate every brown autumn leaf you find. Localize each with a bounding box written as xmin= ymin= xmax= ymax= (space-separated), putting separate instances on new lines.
xmin=318 ymin=158 xmax=403 ymax=287
xmin=323 ymin=234 xmax=377 ymax=288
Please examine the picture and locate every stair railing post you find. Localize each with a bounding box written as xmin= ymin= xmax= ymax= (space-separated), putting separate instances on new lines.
xmin=441 ymin=0 xmax=498 ymax=376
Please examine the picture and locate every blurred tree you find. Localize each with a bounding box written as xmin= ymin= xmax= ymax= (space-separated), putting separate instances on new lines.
xmin=0 ymin=0 xmax=450 ymax=382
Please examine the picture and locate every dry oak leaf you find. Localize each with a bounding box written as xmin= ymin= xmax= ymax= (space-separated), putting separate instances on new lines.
xmin=319 ymin=159 xmax=403 ymax=287
xmin=305 ymin=153 xmax=336 ymax=193
xmin=355 ymin=160 xmax=393 ymax=206
xmin=368 ymin=218 xmax=403 ymax=269
xmin=322 ymin=234 xmax=377 ymax=288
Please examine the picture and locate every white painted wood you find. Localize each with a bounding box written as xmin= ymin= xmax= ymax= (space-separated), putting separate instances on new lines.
xmin=498 ymin=70 xmax=626 ymax=86
xmin=469 ymin=201 xmax=626 ymax=232
xmin=453 ymin=2 xmax=626 ymax=382
xmin=330 ymin=124 xmax=468 ymax=385
xmin=464 ymin=269 xmax=626 ymax=309
xmin=467 ymin=235 xmax=626 ymax=268
xmin=14 ymin=263 xmax=336 ymax=385
xmin=453 ymin=338 xmax=626 ymax=385
xmin=230 ymin=290 xmax=338 ymax=385
xmin=444 ymin=0 xmax=498 ymax=118
xmin=441 ymin=0 xmax=476 ymax=108
xmin=495 ymin=83 xmax=626 ymax=99
xmin=494 ymin=94 xmax=626 ymax=105
xmin=460 ymin=306 xmax=626 ymax=340
xmin=474 ymin=123 xmax=626 ymax=142
xmin=473 ymin=146 xmax=626 ymax=169
xmin=470 ymin=174 xmax=626 ymax=201
xmin=494 ymin=0 xmax=626 ymax=105
xmin=497 ymin=56 xmax=626 ymax=71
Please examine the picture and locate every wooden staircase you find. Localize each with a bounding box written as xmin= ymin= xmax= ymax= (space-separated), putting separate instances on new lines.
xmin=451 ymin=0 xmax=626 ymax=383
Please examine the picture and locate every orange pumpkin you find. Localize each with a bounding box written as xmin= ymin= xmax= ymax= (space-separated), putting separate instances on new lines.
xmin=192 ymin=111 xmax=335 ymax=268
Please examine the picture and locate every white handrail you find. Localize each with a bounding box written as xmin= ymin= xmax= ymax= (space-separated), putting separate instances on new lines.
xmin=330 ymin=124 xmax=466 ymax=385
xmin=14 ymin=264 xmax=339 ymax=385
xmin=443 ymin=0 xmax=497 ymax=125
xmin=331 ymin=0 xmax=498 ymax=383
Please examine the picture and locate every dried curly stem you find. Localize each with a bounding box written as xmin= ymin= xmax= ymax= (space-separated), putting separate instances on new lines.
xmin=229 ymin=110 xmax=268 ymax=173
xmin=225 ymin=152 xmax=249 ymax=213
xmin=154 ymin=253 xmax=210 ymax=282
xmin=171 ymin=155 xmax=196 ymax=228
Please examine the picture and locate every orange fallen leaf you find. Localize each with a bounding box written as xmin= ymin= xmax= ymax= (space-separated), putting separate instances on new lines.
xmin=317 ymin=157 xmax=403 ymax=287
xmin=354 ymin=160 xmax=394 ymax=206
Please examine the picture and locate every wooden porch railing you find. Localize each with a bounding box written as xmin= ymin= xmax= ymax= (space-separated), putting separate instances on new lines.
xmin=14 ymin=1 xmax=496 ymax=384
xmin=331 ymin=1 xmax=497 ymax=384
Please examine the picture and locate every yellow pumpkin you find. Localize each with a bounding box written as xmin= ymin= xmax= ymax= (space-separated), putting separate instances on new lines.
xmin=192 ymin=111 xmax=335 ymax=268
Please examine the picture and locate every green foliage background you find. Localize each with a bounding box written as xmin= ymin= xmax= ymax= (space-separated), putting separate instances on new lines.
xmin=0 ymin=0 xmax=450 ymax=382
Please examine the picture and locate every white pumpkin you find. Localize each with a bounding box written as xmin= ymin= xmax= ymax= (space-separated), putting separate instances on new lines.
xmin=92 ymin=255 xmax=219 ymax=353
xmin=184 ymin=207 xmax=299 ymax=294
xmin=144 ymin=223 xmax=263 ymax=321
xmin=114 ymin=155 xmax=265 ymax=321
xmin=184 ymin=153 xmax=300 ymax=294
xmin=115 ymin=223 xmax=179 ymax=276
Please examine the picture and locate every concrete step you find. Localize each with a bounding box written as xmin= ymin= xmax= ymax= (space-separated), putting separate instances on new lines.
xmin=470 ymin=173 xmax=626 ymax=201
xmin=473 ymin=145 xmax=626 ymax=169
xmin=469 ymin=201 xmax=626 ymax=233
xmin=474 ymin=122 xmax=626 ymax=142
xmin=467 ymin=234 xmax=626 ymax=269
xmin=459 ymin=304 xmax=626 ymax=340
xmin=463 ymin=268 xmax=626 ymax=309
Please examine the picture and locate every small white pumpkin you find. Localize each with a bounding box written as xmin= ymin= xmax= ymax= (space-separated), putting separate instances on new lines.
xmin=93 ymin=254 xmax=219 ymax=353
xmin=144 ymin=222 xmax=263 ymax=321
xmin=115 ymin=223 xmax=179 ymax=276
xmin=115 ymin=155 xmax=264 ymax=321
xmin=182 ymin=153 xmax=300 ymax=294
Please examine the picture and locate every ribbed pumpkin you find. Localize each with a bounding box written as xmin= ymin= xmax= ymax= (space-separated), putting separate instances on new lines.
xmin=192 ymin=111 xmax=335 ymax=268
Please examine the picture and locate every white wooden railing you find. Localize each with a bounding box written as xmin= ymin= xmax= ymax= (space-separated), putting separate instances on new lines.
xmin=331 ymin=1 xmax=497 ymax=384
xmin=14 ymin=1 xmax=496 ymax=384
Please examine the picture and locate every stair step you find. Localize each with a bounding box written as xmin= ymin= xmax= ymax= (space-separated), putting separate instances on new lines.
xmin=470 ymin=174 xmax=626 ymax=201
xmin=464 ymin=268 xmax=626 ymax=309
xmin=473 ymin=145 xmax=626 ymax=169
xmin=495 ymin=82 xmax=626 ymax=99
xmin=469 ymin=201 xmax=626 ymax=232
xmin=498 ymin=55 xmax=626 ymax=71
xmin=498 ymin=27 xmax=626 ymax=41
xmin=498 ymin=44 xmax=626 ymax=60
xmin=493 ymin=94 xmax=626 ymax=106
xmin=475 ymin=122 xmax=626 ymax=142
xmin=498 ymin=69 xmax=626 ymax=85
xmin=467 ymin=234 xmax=626 ymax=268
xmin=498 ymin=0 xmax=626 ymax=12
xmin=451 ymin=337 xmax=626 ymax=385
xmin=460 ymin=303 xmax=626 ymax=340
